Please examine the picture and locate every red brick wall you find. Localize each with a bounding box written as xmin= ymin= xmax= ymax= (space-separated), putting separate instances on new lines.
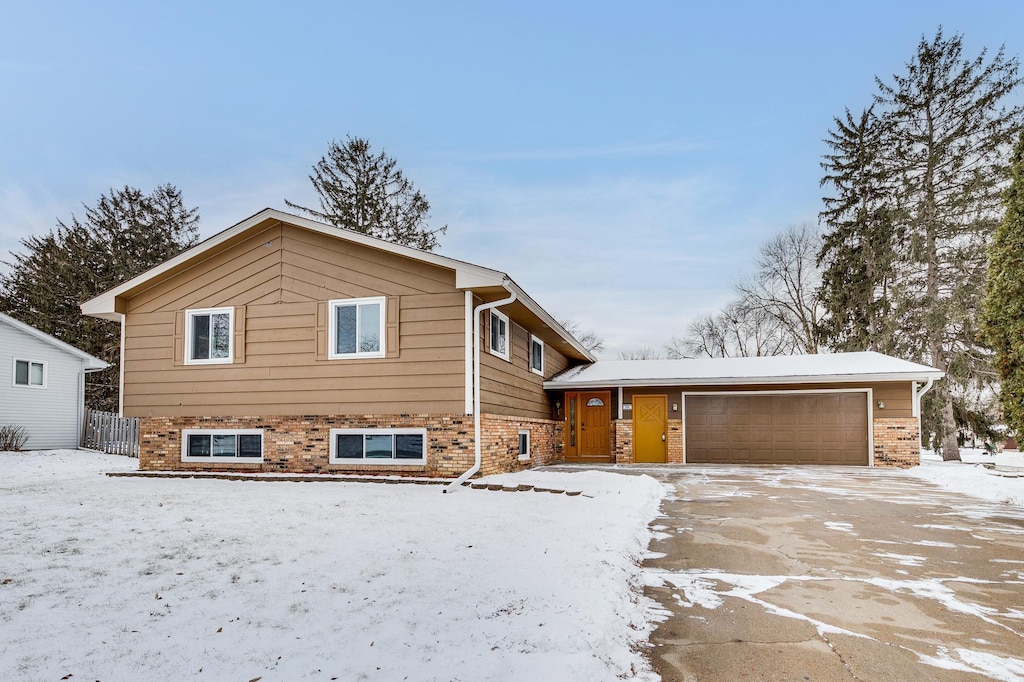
xmin=873 ymin=417 xmax=920 ymax=468
xmin=139 ymin=414 xmax=561 ymax=478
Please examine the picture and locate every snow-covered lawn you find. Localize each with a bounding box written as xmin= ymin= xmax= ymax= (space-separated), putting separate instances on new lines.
xmin=0 ymin=450 xmax=666 ymax=681
xmin=910 ymin=450 xmax=1024 ymax=506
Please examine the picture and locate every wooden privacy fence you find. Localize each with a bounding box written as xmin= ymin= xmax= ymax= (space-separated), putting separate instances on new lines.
xmin=83 ymin=409 xmax=140 ymax=457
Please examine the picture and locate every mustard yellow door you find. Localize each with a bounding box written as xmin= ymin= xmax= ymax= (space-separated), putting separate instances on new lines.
xmin=634 ymin=395 xmax=667 ymax=463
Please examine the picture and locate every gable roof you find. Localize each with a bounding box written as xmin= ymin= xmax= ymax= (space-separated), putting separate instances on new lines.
xmin=80 ymin=208 xmax=595 ymax=362
xmin=544 ymin=351 xmax=943 ymax=389
xmin=0 ymin=312 xmax=108 ymax=371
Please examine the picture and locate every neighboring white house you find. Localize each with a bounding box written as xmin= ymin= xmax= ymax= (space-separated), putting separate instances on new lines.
xmin=0 ymin=312 xmax=108 ymax=449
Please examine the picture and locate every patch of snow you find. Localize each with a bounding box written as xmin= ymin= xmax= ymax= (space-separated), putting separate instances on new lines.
xmin=907 ymin=462 xmax=1024 ymax=507
xmin=0 ymin=450 xmax=666 ymax=681
xmin=871 ymin=552 xmax=927 ymax=567
xmin=918 ymin=646 xmax=1024 ymax=682
xmin=823 ymin=521 xmax=855 ymax=533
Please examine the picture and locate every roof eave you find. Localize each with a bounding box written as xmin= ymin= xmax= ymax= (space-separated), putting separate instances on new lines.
xmin=543 ymin=370 xmax=946 ymax=390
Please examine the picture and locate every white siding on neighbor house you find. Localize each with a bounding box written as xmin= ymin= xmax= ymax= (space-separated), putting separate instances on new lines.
xmin=0 ymin=322 xmax=87 ymax=449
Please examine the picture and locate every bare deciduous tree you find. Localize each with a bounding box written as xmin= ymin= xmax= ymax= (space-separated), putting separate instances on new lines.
xmin=556 ymin=316 xmax=605 ymax=354
xmin=617 ymin=346 xmax=664 ymax=360
xmin=666 ymin=301 xmax=793 ymax=358
xmin=735 ymin=223 xmax=823 ymax=354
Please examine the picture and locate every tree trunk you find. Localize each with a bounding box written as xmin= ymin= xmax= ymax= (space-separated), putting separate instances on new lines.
xmin=939 ymin=393 xmax=960 ymax=461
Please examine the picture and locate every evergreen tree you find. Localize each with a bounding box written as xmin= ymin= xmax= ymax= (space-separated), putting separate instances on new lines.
xmin=286 ymin=136 xmax=446 ymax=251
xmin=981 ymin=129 xmax=1024 ymax=439
xmin=818 ymin=106 xmax=900 ymax=353
xmin=878 ymin=29 xmax=1021 ymax=460
xmin=818 ymin=29 xmax=1022 ymax=459
xmin=0 ymin=185 xmax=199 ymax=411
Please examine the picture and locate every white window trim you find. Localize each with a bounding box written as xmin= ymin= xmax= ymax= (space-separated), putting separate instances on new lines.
xmin=12 ymin=358 xmax=46 ymax=389
xmin=518 ymin=429 xmax=531 ymax=461
xmin=181 ymin=428 xmax=264 ymax=463
xmin=185 ymin=307 xmax=234 ymax=365
xmin=529 ymin=335 xmax=545 ymax=375
xmin=489 ymin=309 xmax=510 ymax=361
xmin=328 ymin=296 xmax=387 ymax=360
xmin=329 ymin=428 xmax=427 ymax=465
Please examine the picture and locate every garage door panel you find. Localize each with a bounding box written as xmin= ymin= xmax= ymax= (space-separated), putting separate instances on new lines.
xmin=685 ymin=393 xmax=868 ymax=465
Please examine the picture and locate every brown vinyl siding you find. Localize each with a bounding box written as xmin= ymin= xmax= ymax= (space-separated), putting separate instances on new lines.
xmin=620 ymin=382 xmax=914 ymax=419
xmin=478 ymin=310 xmax=569 ymax=420
xmin=122 ymin=223 xmax=468 ymax=418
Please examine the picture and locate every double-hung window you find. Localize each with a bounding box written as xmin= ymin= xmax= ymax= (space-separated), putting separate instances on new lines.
xmin=489 ymin=310 xmax=509 ymax=360
xmin=186 ymin=308 xmax=233 ymax=364
xmin=529 ymin=335 xmax=544 ymax=375
xmin=13 ymin=359 xmax=45 ymax=388
xmin=330 ymin=428 xmax=426 ymax=464
xmin=181 ymin=429 xmax=263 ymax=462
xmin=329 ymin=297 xmax=385 ymax=359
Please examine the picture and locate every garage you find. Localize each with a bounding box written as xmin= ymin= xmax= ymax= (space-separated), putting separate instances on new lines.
xmin=684 ymin=392 xmax=869 ymax=465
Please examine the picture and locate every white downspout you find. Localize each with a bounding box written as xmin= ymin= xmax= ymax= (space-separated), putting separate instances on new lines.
xmin=913 ymin=378 xmax=935 ymax=418
xmin=446 ymin=281 xmax=517 ymax=492
xmin=914 ymin=377 xmax=935 ymax=450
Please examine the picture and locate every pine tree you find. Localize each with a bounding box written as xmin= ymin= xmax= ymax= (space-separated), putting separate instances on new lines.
xmin=818 ymin=106 xmax=900 ymax=353
xmin=981 ymin=129 xmax=1024 ymax=440
xmin=0 ymin=185 xmax=199 ymax=411
xmin=286 ymin=136 xmax=447 ymax=251
xmin=877 ymin=29 xmax=1021 ymax=460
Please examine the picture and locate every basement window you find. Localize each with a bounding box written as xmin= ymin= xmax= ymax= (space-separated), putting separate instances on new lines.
xmin=330 ymin=428 xmax=426 ymax=465
xmin=182 ymin=429 xmax=263 ymax=462
xmin=518 ymin=430 xmax=530 ymax=461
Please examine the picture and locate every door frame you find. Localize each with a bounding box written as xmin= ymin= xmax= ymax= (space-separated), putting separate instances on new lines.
xmin=681 ymin=388 xmax=874 ymax=465
xmin=563 ymin=390 xmax=612 ymax=460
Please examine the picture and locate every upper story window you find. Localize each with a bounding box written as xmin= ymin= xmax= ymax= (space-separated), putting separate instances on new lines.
xmin=13 ymin=359 xmax=45 ymax=388
xmin=329 ymin=297 xmax=385 ymax=359
xmin=186 ymin=308 xmax=233 ymax=364
xmin=490 ymin=309 xmax=509 ymax=361
xmin=530 ymin=335 xmax=544 ymax=375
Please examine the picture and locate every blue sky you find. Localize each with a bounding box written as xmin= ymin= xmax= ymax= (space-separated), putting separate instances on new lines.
xmin=3 ymin=1 xmax=1023 ymax=357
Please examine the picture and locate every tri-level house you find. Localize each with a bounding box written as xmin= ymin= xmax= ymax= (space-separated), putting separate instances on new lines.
xmin=82 ymin=208 xmax=942 ymax=475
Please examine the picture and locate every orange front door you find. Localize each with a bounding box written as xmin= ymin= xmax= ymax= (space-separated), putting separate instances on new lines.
xmin=634 ymin=395 xmax=667 ymax=463
xmin=579 ymin=391 xmax=611 ymax=456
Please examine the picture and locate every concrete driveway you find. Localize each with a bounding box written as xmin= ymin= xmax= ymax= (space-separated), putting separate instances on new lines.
xmin=554 ymin=464 xmax=1024 ymax=681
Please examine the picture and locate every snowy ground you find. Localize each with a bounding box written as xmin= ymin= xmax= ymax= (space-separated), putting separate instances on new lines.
xmin=0 ymin=450 xmax=666 ymax=681
xmin=911 ymin=449 xmax=1024 ymax=507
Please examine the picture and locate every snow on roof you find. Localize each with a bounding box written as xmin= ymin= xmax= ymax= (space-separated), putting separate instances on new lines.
xmin=545 ymin=351 xmax=943 ymax=388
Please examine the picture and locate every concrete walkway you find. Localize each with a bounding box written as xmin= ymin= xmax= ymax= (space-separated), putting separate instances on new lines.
xmin=550 ymin=464 xmax=1024 ymax=681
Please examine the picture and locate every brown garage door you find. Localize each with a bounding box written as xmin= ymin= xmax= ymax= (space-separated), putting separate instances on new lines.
xmin=685 ymin=393 xmax=868 ymax=465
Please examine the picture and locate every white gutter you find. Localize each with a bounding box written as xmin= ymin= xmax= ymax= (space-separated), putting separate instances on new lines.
xmin=446 ymin=281 xmax=517 ymax=493
xmin=545 ymin=372 xmax=945 ymax=390
xmin=913 ymin=377 xmax=935 ymax=418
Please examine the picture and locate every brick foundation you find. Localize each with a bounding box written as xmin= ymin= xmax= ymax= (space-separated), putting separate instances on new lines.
xmin=139 ymin=414 xmax=562 ymax=478
xmin=873 ymin=417 xmax=920 ymax=468
xmin=611 ymin=419 xmax=684 ymax=463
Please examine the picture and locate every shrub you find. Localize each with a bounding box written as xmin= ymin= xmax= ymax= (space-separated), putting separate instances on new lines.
xmin=0 ymin=425 xmax=29 ymax=451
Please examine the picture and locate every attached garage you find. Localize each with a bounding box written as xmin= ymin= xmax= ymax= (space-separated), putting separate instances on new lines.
xmin=684 ymin=392 xmax=868 ymax=465
xmin=545 ymin=352 xmax=945 ymax=468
